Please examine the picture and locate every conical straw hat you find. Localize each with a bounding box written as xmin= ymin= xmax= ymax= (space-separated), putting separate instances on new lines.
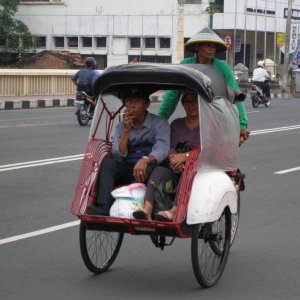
xmin=185 ymin=27 xmax=227 ymax=53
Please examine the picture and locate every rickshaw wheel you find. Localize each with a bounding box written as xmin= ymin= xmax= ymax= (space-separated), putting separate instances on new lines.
xmin=230 ymin=191 xmax=240 ymax=246
xmin=191 ymin=207 xmax=231 ymax=288
xmin=79 ymin=222 xmax=124 ymax=274
xmin=77 ymin=104 xmax=90 ymax=126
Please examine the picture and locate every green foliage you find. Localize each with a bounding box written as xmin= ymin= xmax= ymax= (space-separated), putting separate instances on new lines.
xmin=0 ymin=0 xmax=35 ymax=61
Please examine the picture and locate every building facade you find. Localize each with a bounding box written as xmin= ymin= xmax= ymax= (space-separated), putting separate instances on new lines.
xmin=8 ymin=0 xmax=300 ymax=75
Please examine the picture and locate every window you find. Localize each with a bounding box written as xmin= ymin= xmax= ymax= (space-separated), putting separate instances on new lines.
xmin=96 ymin=37 xmax=106 ymax=48
xmin=82 ymin=37 xmax=92 ymax=48
xmin=34 ymin=36 xmax=46 ymax=48
xmin=145 ymin=38 xmax=155 ymax=49
xmin=67 ymin=37 xmax=78 ymax=48
xmin=21 ymin=0 xmax=63 ymax=3
xmin=183 ymin=0 xmax=202 ymax=4
xmin=54 ymin=37 xmax=64 ymax=48
xmin=130 ymin=37 xmax=141 ymax=48
xmin=128 ymin=55 xmax=171 ymax=64
xmin=159 ymin=38 xmax=170 ymax=49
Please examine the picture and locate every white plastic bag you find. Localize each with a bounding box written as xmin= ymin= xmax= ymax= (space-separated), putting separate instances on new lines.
xmin=109 ymin=183 xmax=146 ymax=219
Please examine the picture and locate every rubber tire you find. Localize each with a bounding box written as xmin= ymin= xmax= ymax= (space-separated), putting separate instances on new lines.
xmin=191 ymin=208 xmax=231 ymax=288
xmin=264 ymin=99 xmax=271 ymax=107
xmin=79 ymin=222 xmax=124 ymax=274
xmin=252 ymin=97 xmax=259 ymax=108
xmin=230 ymin=191 xmax=240 ymax=246
xmin=77 ymin=104 xmax=90 ymax=126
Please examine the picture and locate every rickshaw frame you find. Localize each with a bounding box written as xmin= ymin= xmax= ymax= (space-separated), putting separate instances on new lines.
xmin=71 ymin=63 xmax=244 ymax=288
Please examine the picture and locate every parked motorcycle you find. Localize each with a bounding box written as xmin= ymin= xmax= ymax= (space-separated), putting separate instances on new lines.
xmin=74 ymin=91 xmax=96 ymax=126
xmin=250 ymin=82 xmax=271 ymax=108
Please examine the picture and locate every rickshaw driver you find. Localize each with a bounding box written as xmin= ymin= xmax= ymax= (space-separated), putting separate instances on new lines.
xmin=157 ymin=27 xmax=250 ymax=144
xmin=86 ymin=89 xmax=170 ymax=216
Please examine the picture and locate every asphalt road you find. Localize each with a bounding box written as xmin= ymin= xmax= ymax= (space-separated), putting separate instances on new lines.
xmin=0 ymin=99 xmax=300 ymax=300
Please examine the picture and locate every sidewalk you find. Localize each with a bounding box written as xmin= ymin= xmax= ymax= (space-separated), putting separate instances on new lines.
xmin=0 ymin=94 xmax=75 ymax=110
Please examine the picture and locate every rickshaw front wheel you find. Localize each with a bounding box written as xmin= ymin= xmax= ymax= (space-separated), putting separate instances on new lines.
xmin=230 ymin=191 xmax=240 ymax=246
xmin=79 ymin=222 xmax=124 ymax=274
xmin=191 ymin=207 xmax=231 ymax=288
xmin=77 ymin=104 xmax=90 ymax=126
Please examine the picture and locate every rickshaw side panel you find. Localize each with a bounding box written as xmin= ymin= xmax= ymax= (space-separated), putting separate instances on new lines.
xmin=186 ymin=171 xmax=237 ymax=225
xmin=71 ymin=138 xmax=111 ymax=215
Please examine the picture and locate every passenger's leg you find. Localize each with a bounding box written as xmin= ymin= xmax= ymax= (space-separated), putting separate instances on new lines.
xmin=87 ymin=158 xmax=132 ymax=215
xmin=155 ymin=175 xmax=183 ymax=222
xmin=134 ymin=166 xmax=177 ymax=220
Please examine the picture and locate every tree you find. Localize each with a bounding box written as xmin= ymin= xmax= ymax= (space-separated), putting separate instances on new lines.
xmin=0 ymin=0 xmax=35 ymax=64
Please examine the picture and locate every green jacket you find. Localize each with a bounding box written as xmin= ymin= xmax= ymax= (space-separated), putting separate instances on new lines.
xmin=157 ymin=57 xmax=248 ymax=130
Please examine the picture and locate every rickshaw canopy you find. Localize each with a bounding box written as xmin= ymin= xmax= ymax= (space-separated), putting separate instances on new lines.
xmin=94 ymin=63 xmax=231 ymax=102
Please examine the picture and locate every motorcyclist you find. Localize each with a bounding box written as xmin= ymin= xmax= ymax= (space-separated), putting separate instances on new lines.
xmin=252 ymin=61 xmax=271 ymax=101
xmin=72 ymin=57 xmax=101 ymax=97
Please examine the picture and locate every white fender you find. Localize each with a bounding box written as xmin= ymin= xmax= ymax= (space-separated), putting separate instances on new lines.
xmin=186 ymin=170 xmax=237 ymax=225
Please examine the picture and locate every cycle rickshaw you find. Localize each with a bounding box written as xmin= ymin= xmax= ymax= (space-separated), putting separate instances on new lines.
xmin=71 ymin=63 xmax=245 ymax=288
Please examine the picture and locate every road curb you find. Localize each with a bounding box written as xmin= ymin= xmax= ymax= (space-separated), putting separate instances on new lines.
xmin=0 ymin=93 xmax=296 ymax=111
xmin=0 ymin=98 xmax=75 ymax=110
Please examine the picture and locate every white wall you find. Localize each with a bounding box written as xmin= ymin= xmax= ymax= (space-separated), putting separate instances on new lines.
xmin=16 ymin=0 xmax=179 ymax=66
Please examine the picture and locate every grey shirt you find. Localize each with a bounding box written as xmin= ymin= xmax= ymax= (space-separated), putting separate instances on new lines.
xmin=112 ymin=112 xmax=170 ymax=164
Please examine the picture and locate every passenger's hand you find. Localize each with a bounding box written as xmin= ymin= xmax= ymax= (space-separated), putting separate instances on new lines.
xmin=122 ymin=110 xmax=134 ymax=132
xmin=240 ymin=129 xmax=250 ymax=145
xmin=169 ymin=153 xmax=187 ymax=169
xmin=171 ymin=164 xmax=184 ymax=174
xmin=133 ymin=159 xmax=148 ymax=182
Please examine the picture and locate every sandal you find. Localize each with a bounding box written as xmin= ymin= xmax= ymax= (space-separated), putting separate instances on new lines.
xmin=133 ymin=209 xmax=150 ymax=220
xmin=155 ymin=210 xmax=174 ymax=222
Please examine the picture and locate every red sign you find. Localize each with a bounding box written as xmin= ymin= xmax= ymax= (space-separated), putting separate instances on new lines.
xmin=224 ymin=35 xmax=231 ymax=47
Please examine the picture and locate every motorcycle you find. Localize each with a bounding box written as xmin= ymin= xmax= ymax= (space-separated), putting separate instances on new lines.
xmin=74 ymin=91 xmax=96 ymax=126
xmin=250 ymin=81 xmax=271 ymax=108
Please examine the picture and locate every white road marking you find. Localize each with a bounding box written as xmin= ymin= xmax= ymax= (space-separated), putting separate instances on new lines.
xmin=251 ymin=125 xmax=300 ymax=135
xmin=247 ymin=110 xmax=260 ymax=114
xmin=0 ymin=154 xmax=83 ymax=172
xmin=0 ymin=221 xmax=80 ymax=245
xmin=274 ymin=166 xmax=300 ymax=174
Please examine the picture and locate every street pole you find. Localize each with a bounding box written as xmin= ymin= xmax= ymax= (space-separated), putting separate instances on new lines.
xmin=243 ymin=0 xmax=247 ymax=71
xmin=233 ymin=0 xmax=237 ymax=67
xmin=254 ymin=0 xmax=257 ymax=69
xmin=282 ymin=0 xmax=292 ymax=92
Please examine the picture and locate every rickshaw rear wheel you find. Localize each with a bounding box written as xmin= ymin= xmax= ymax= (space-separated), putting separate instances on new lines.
xmin=77 ymin=104 xmax=90 ymax=126
xmin=191 ymin=207 xmax=231 ymax=288
xmin=79 ymin=222 xmax=124 ymax=274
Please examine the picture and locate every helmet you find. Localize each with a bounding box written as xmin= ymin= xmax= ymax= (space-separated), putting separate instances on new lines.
xmin=185 ymin=27 xmax=228 ymax=53
xmin=85 ymin=57 xmax=96 ymax=67
xmin=257 ymin=61 xmax=264 ymax=68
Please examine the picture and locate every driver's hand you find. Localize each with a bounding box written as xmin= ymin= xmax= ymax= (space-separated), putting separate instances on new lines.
xmin=240 ymin=129 xmax=250 ymax=145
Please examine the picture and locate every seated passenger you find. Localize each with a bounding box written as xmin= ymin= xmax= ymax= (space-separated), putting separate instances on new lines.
xmin=86 ymin=89 xmax=170 ymax=216
xmin=133 ymin=90 xmax=200 ymax=221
